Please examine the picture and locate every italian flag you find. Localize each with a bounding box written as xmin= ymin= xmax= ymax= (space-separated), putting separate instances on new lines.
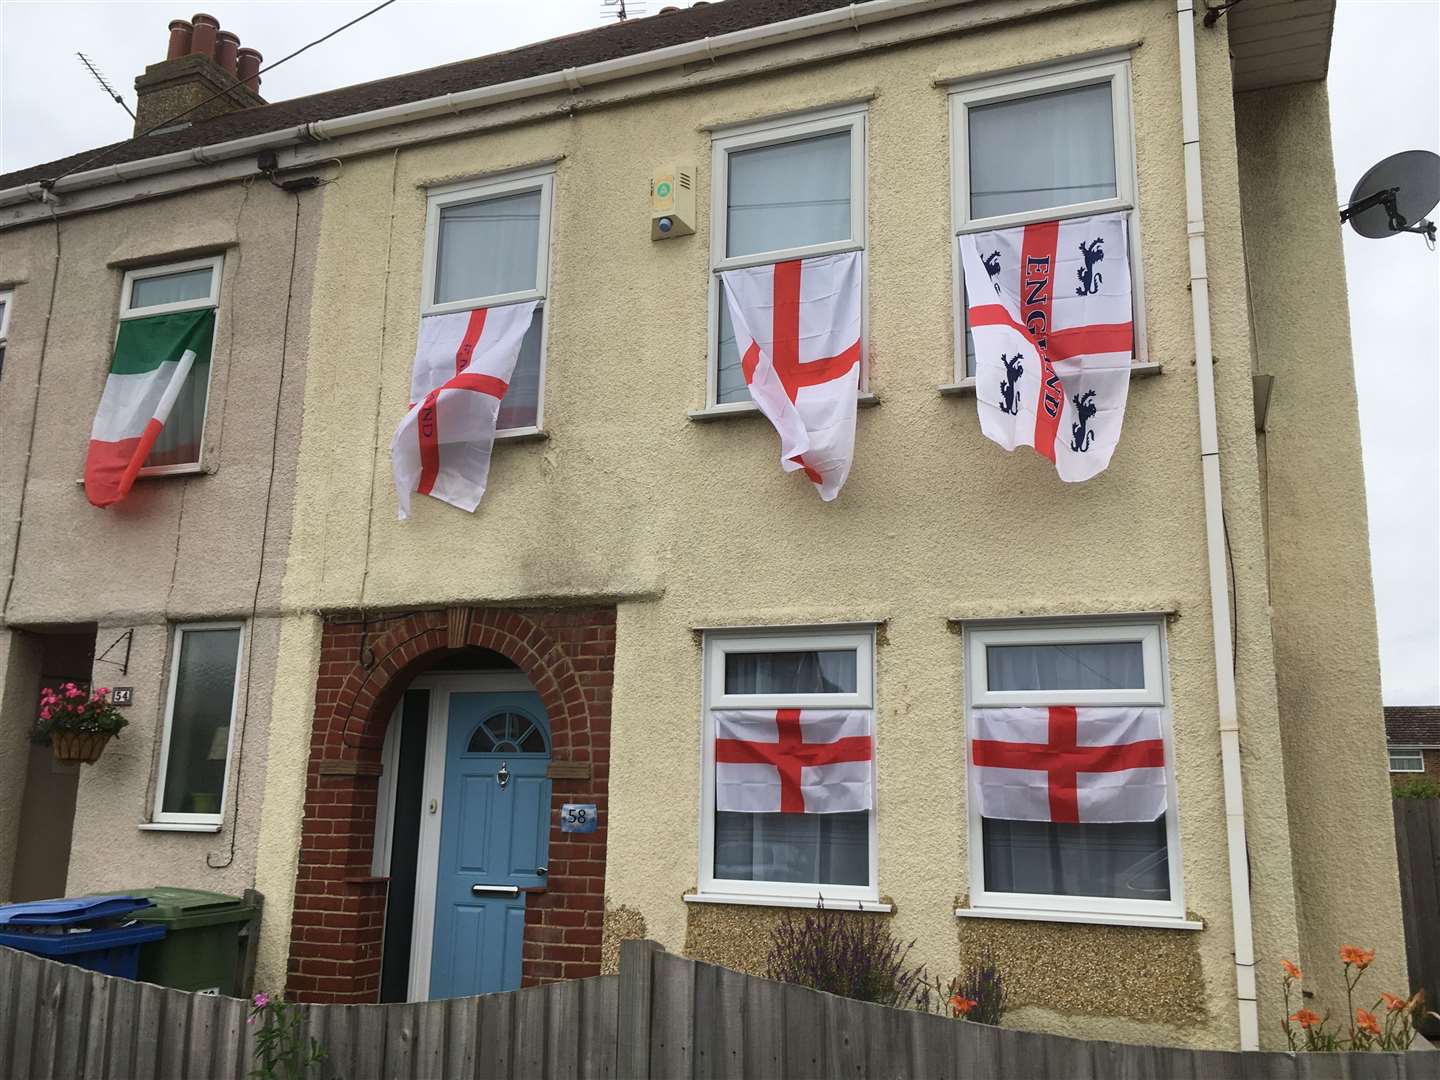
xmin=84 ymin=308 xmax=214 ymax=508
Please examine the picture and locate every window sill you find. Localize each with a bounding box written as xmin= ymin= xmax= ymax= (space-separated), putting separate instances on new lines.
xmin=685 ymin=892 xmax=892 ymax=913
xmin=137 ymin=821 xmax=223 ymax=834
xmin=939 ymin=361 xmax=1162 ymax=397
xmin=495 ymin=426 xmax=548 ymax=443
xmin=689 ymin=392 xmax=880 ymax=423
xmin=955 ymin=907 xmax=1202 ymax=931
xmin=75 ymin=463 xmax=209 ymax=486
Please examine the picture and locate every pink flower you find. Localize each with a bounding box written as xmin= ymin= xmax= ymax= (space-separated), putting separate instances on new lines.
xmin=97 ymin=688 xmax=110 ymax=696
xmin=39 ymin=708 xmax=51 ymax=720
xmin=66 ymin=687 xmax=82 ymax=698
xmin=253 ymin=992 xmax=269 ymax=1009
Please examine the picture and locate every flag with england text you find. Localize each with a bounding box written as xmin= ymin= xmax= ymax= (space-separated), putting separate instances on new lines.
xmin=970 ymin=706 xmax=1167 ymax=824
xmin=84 ymin=307 xmax=214 ymax=508
xmin=715 ymin=709 xmax=873 ymax=814
xmin=959 ymin=213 xmax=1134 ymax=481
xmin=718 ymin=250 xmax=862 ymax=500
xmin=391 ymin=301 xmax=537 ymax=519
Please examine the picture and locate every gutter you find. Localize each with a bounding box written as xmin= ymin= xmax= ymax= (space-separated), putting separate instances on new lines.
xmin=1175 ymin=0 xmax=1260 ymax=1051
xmin=0 ymin=0 xmax=962 ymax=209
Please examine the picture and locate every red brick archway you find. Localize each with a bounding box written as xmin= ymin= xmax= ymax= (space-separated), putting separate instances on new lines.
xmin=286 ymin=606 xmax=614 ymax=1004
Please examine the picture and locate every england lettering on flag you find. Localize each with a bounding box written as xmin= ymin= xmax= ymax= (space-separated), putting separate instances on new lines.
xmin=390 ymin=300 xmax=537 ymax=519
xmin=714 ymin=709 xmax=873 ymax=814
xmin=958 ymin=213 xmax=1135 ymax=481
xmin=970 ymin=706 xmax=1167 ymax=823
xmin=718 ymin=250 xmax=862 ymax=501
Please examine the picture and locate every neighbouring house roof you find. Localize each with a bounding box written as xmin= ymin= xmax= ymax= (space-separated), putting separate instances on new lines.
xmin=0 ymin=0 xmax=855 ymax=190
xmin=1384 ymin=706 xmax=1440 ymax=747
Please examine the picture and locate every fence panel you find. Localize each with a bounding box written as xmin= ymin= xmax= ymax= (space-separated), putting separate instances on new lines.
xmin=1 ymin=941 xmax=1436 ymax=1078
xmin=1395 ymin=797 xmax=1440 ymax=1040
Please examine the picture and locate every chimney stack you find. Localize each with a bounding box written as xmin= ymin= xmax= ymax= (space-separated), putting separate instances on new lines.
xmin=132 ymin=12 xmax=266 ymax=137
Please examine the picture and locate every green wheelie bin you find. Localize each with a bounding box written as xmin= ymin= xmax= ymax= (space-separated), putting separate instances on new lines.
xmin=100 ymin=887 xmax=259 ymax=996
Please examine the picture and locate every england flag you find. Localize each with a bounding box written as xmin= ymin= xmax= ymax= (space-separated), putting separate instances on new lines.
xmin=719 ymin=251 xmax=863 ymax=501
xmin=970 ymin=706 xmax=1167 ymax=824
xmin=714 ymin=709 xmax=873 ymax=814
xmin=391 ymin=301 xmax=537 ymax=519
xmin=959 ymin=213 xmax=1135 ymax=482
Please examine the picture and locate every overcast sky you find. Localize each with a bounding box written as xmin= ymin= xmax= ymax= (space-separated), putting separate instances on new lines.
xmin=1 ymin=1 xmax=1436 ymax=703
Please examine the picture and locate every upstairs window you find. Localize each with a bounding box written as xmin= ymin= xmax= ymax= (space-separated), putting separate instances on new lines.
xmin=0 ymin=288 xmax=11 ymax=379
xmin=709 ymin=106 xmax=867 ymax=408
xmin=950 ymin=57 xmax=1144 ymax=379
xmin=421 ymin=169 xmax=554 ymax=433
xmin=119 ymin=256 xmax=223 ymax=471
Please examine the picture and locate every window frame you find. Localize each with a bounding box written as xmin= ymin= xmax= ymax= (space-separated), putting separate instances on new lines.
xmin=115 ymin=254 xmax=225 ymax=476
xmin=697 ymin=625 xmax=880 ymax=905
xmin=963 ymin=617 xmax=1186 ymax=923
xmin=947 ymin=55 xmax=1148 ymax=382
xmin=420 ymin=167 xmax=555 ymax=436
xmin=1389 ymin=748 xmax=1426 ymax=774
xmin=151 ymin=620 xmax=245 ymax=828
xmin=0 ymin=287 xmax=12 ymax=379
xmin=706 ymin=105 xmax=869 ymax=412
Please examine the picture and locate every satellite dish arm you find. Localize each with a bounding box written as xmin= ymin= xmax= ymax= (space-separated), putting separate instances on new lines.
xmin=1341 ymin=186 xmax=1438 ymax=242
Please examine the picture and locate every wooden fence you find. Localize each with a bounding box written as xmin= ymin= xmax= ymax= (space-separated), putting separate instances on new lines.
xmin=2 ymin=938 xmax=1437 ymax=1079
xmin=1395 ymin=797 xmax=1440 ymax=1040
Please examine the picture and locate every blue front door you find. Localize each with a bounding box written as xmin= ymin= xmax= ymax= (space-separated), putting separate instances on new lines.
xmin=429 ymin=691 xmax=551 ymax=1000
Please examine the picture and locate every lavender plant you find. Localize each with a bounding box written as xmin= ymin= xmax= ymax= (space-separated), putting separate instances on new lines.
xmin=765 ymin=902 xmax=930 ymax=1009
xmin=930 ymin=948 xmax=1009 ymax=1025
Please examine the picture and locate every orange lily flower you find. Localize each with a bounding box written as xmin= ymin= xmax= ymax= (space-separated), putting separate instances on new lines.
xmin=1281 ymin=960 xmax=1303 ymax=980
xmin=1380 ymin=991 xmax=1407 ymax=1013
xmin=1289 ymin=1008 xmax=1323 ymax=1030
xmin=1339 ymin=945 xmax=1375 ymax=969
xmin=1356 ymin=1008 xmax=1382 ymax=1038
xmin=949 ymin=995 xmax=977 ymax=1017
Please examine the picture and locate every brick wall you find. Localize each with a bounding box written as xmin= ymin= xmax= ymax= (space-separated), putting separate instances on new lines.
xmin=286 ymin=605 xmax=615 ymax=1004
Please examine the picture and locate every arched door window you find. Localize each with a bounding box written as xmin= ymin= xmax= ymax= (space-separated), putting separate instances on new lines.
xmin=466 ymin=710 xmax=548 ymax=755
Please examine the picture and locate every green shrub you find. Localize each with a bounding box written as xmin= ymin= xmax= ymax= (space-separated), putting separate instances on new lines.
xmin=1393 ymin=775 xmax=1440 ymax=799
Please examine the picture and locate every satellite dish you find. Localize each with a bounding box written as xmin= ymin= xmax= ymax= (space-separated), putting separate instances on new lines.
xmin=1340 ymin=149 xmax=1439 ymax=244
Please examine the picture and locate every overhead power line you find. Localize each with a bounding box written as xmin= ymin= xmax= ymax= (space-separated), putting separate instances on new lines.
xmin=42 ymin=0 xmax=400 ymax=191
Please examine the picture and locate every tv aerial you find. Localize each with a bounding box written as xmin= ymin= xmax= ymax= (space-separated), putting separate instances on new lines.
xmin=1339 ymin=149 xmax=1439 ymax=248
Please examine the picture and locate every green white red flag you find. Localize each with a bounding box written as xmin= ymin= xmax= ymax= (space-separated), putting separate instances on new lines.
xmin=84 ymin=308 xmax=214 ymax=508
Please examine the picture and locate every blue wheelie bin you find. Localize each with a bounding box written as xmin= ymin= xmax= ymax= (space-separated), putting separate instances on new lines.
xmin=0 ymin=895 xmax=166 ymax=979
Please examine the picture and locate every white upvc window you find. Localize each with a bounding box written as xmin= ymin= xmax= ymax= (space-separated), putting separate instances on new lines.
xmin=963 ymin=617 xmax=1186 ymax=924
xmin=421 ymin=167 xmax=555 ymax=434
xmin=1389 ymin=748 xmax=1425 ymax=773
xmin=948 ymin=55 xmax=1146 ymax=381
xmin=118 ymin=254 xmax=224 ymax=473
xmin=0 ymin=287 xmax=12 ymax=379
xmin=696 ymin=626 xmax=880 ymax=906
xmin=152 ymin=622 xmax=244 ymax=827
xmin=707 ymin=105 xmax=868 ymax=410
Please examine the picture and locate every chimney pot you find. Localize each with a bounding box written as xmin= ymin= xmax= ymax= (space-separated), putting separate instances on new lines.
xmin=214 ymin=30 xmax=240 ymax=76
xmin=189 ymin=13 xmax=219 ymax=57
xmin=166 ymin=19 xmax=193 ymax=60
xmin=236 ymin=47 xmax=263 ymax=93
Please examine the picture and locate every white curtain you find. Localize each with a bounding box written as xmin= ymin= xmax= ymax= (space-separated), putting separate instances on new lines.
xmin=726 ymin=131 xmax=851 ymax=259
xmin=146 ymin=361 xmax=208 ymax=466
xmin=978 ymin=639 xmax=1165 ymax=899
xmin=494 ymin=312 xmax=543 ymax=431
xmin=986 ymin=642 xmax=1144 ymax=692
xmin=715 ymin=810 xmax=868 ymax=886
xmin=435 ymin=189 xmax=541 ymax=305
xmin=129 ymin=267 xmax=213 ymax=309
xmin=968 ymin=82 xmax=1116 ymax=220
xmin=724 ymin=649 xmax=857 ymax=695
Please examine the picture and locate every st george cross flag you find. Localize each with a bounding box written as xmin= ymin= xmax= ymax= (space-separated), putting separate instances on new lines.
xmin=718 ymin=250 xmax=862 ymax=501
xmin=715 ymin=708 xmax=872 ymax=814
xmin=85 ymin=307 xmax=214 ymax=508
xmin=958 ymin=213 xmax=1134 ymax=482
xmin=970 ymin=706 xmax=1166 ymax=824
xmin=391 ymin=301 xmax=538 ymax=519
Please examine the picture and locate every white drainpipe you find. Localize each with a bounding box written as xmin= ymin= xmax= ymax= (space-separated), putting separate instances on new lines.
xmin=1176 ymin=0 xmax=1260 ymax=1051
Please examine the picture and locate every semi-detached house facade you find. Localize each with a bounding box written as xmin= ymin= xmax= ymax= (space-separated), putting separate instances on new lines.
xmin=0 ymin=0 xmax=1405 ymax=1052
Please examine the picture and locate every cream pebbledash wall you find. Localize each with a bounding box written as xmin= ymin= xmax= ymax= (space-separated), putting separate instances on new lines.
xmin=0 ymin=179 xmax=318 ymax=902
xmin=260 ymin=0 xmax=1401 ymax=1050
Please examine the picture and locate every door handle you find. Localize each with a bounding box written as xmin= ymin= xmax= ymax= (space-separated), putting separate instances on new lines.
xmin=471 ymin=884 xmax=521 ymax=897
xmin=536 ymin=866 xmax=548 ymax=877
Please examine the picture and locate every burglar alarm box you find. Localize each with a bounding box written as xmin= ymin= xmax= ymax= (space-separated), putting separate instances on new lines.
xmin=651 ymin=164 xmax=696 ymax=240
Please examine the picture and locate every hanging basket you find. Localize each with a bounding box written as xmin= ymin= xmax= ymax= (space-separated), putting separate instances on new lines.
xmin=50 ymin=732 xmax=112 ymax=765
